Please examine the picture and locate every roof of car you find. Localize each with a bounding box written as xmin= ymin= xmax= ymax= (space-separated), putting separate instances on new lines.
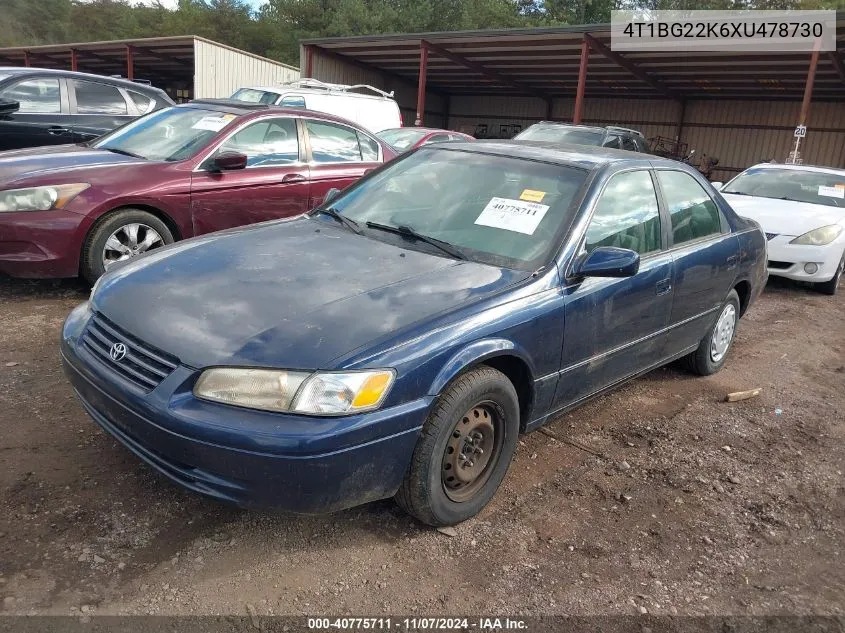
xmin=0 ymin=66 xmax=167 ymax=96
xmin=180 ymin=100 xmax=378 ymax=131
xmin=435 ymin=140 xmax=672 ymax=170
xmin=744 ymin=162 xmax=845 ymax=177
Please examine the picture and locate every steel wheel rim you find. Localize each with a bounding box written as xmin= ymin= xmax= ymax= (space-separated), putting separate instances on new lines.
xmin=442 ymin=402 xmax=503 ymax=503
xmin=710 ymin=303 xmax=737 ymax=363
xmin=102 ymin=223 xmax=164 ymax=270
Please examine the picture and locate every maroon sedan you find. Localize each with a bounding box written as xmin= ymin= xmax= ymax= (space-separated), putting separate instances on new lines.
xmin=376 ymin=127 xmax=474 ymax=153
xmin=0 ymin=100 xmax=396 ymax=283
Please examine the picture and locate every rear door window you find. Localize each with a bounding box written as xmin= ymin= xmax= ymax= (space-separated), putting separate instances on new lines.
xmin=621 ymin=135 xmax=639 ymax=152
xmin=128 ymin=91 xmax=154 ymax=114
xmin=357 ymin=132 xmax=380 ymax=161
xmin=306 ymin=120 xmax=363 ymax=163
xmin=1 ymin=78 xmax=61 ymax=113
xmin=602 ymin=134 xmax=622 ymax=149
xmin=657 ymin=170 xmax=724 ymax=245
xmin=72 ymin=80 xmax=128 ymax=115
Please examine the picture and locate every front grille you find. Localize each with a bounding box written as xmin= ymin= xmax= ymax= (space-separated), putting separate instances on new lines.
xmin=82 ymin=313 xmax=179 ymax=392
xmin=767 ymin=260 xmax=793 ymax=270
xmin=765 ymin=232 xmax=779 ymax=241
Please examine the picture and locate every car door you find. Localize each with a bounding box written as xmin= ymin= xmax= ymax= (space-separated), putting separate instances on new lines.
xmin=555 ymin=168 xmax=674 ymax=408
xmin=304 ymin=118 xmax=383 ymax=209
xmin=67 ymin=79 xmax=137 ymax=143
xmin=654 ymin=168 xmax=739 ymax=355
xmin=190 ymin=116 xmax=311 ymax=235
xmin=0 ymin=76 xmax=72 ymax=150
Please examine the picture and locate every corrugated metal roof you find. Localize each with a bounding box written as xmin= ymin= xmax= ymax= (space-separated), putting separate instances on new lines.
xmin=303 ymin=16 xmax=845 ymax=101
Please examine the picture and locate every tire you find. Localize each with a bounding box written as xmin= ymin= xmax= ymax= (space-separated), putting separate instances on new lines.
xmin=683 ymin=289 xmax=741 ymax=376
xmin=814 ymin=252 xmax=844 ymax=296
xmin=395 ymin=366 xmax=520 ymax=527
xmin=81 ymin=209 xmax=174 ymax=285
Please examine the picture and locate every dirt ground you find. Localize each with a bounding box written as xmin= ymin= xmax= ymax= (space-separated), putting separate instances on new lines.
xmin=0 ymin=274 xmax=843 ymax=618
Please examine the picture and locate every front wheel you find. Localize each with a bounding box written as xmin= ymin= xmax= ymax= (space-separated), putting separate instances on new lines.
xmin=81 ymin=209 xmax=174 ymax=284
xmin=395 ymin=366 xmax=520 ymax=526
xmin=815 ymin=252 xmax=844 ymax=296
xmin=683 ymin=289 xmax=740 ymax=376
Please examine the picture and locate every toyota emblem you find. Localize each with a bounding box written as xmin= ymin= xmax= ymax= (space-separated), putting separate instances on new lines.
xmin=110 ymin=342 xmax=128 ymax=362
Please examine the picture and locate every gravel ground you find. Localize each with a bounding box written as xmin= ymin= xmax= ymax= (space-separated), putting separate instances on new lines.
xmin=0 ymin=274 xmax=843 ymax=618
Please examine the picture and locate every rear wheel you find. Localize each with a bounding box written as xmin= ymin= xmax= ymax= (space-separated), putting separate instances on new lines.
xmin=395 ymin=366 xmax=520 ymax=526
xmin=815 ymin=252 xmax=844 ymax=296
xmin=683 ymin=289 xmax=740 ymax=376
xmin=81 ymin=209 xmax=174 ymax=284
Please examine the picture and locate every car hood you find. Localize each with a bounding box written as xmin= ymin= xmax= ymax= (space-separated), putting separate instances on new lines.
xmin=92 ymin=218 xmax=530 ymax=370
xmin=0 ymin=144 xmax=143 ymax=186
xmin=722 ymin=194 xmax=845 ymax=236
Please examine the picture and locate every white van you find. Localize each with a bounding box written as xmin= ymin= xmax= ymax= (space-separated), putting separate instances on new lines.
xmin=231 ymin=79 xmax=402 ymax=133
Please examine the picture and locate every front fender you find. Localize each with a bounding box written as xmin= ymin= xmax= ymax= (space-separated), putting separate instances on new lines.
xmin=428 ymin=338 xmax=536 ymax=395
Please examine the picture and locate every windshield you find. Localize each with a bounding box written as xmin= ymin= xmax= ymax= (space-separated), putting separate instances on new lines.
xmin=724 ymin=167 xmax=845 ymax=208
xmin=377 ymin=128 xmax=429 ymax=151
xmin=515 ymin=124 xmax=604 ymax=146
xmin=315 ymin=148 xmax=587 ymax=270
xmin=92 ymin=107 xmax=237 ymax=161
xmin=231 ymin=88 xmax=280 ymax=104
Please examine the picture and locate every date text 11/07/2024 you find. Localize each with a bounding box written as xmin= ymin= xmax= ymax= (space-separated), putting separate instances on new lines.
xmin=307 ymin=618 xmax=529 ymax=631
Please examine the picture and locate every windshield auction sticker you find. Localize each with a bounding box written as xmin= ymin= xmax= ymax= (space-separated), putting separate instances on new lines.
xmin=192 ymin=115 xmax=236 ymax=132
xmin=818 ymin=185 xmax=845 ymax=199
xmin=475 ymin=197 xmax=550 ymax=235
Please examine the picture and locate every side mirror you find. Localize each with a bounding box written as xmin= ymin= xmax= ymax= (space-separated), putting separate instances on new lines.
xmin=574 ymin=246 xmax=640 ymax=278
xmin=324 ymin=188 xmax=341 ymax=204
xmin=211 ymin=150 xmax=248 ymax=171
xmin=710 ymin=181 xmax=724 ymax=190
xmin=0 ymin=99 xmax=20 ymax=117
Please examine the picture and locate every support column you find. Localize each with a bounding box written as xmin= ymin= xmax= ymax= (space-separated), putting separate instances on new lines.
xmin=573 ymin=38 xmax=589 ymax=125
xmin=676 ymin=99 xmax=686 ymax=141
xmin=125 ymin=44 xmax=134 ymax=81
xmin=443 ymin=94 xmax=451 ymax=129
xmin=415 ymin=40 xmax=429 ymax=127
xmin=23 ymin=51 xmax=31 ymax=67
xmin=304 ymin=44 xmax=314 ymax=79
xmin=70 ymin=48 xmax=78 ymax=72
xmin=545 ymin=98 xmax=554 ymax=121
xmin=799 ymin=39 xmax=821 ymax=126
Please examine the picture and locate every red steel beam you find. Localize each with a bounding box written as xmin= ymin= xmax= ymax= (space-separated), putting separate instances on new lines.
xmin=70 ymin=48 xmax=78 ymax=72
xmin=799 ymin=39 xmax=821 ymax=125
xmin=584 ymin=33 xmax=676 ymax=100
xmin=573 ymin=38 xmax=589 ymax=125
xmin=126 ymin=44 xmax=134 ymax=81
xmin=24 ymin=51 xmax=31 ymax=67
xmin=415 ymin=40 xmax=429 ymax=126
xmin=304 ymin=44 xmax=314 ymax=78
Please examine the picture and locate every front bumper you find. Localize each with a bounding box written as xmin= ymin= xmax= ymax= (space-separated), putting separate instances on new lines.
xmin=765 ymin=234 xmax=845 ymax=283
xmin=61 ymin=303 xmax=430 ymax=513
xmin=0 ymin=209 xmax=89 ymax=278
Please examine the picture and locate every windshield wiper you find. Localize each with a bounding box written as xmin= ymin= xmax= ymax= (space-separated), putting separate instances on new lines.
xmin=103 ymin=147 xmax=145 ymax=159
xmin=313 ymin=207 xmax=362 ymax=234
xmin=365 ymin=221 xmax=466 ymax=260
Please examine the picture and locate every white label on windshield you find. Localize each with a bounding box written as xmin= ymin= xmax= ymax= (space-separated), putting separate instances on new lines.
xmin=192 ymin=116 xmax=232 ymax=132
xmin=475 ymin=197 xmax=550 ymax=235
xmin=818 ymin=185 xmax=844 ymax=199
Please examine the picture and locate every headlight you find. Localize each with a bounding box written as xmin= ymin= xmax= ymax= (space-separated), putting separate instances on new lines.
xmin=193 ymin=368 xmax=395 ymax=416
xmin=790 ymin=224 xmax=843 ymax=246
xmin=0 ymin=183 xmax=90 ymax=213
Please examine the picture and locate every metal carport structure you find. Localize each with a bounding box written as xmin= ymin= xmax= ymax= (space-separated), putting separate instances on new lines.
xmin=0 ymin=36 xmax=299 ymax=101
xmin=301 ymin=16 xmax=845 ymax=181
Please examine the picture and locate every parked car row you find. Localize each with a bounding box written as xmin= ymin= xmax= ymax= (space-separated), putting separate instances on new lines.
xmin=1 ymin=69 xmax=839 ymax=528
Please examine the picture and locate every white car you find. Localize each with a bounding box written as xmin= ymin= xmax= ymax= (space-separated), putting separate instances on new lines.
xmin=230 ymin=79 xmax=402 ymax=134
xmin=715 ymin=163 xmax=845 ymax=295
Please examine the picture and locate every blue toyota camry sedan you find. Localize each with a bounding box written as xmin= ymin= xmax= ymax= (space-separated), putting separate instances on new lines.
xmin=61 ymin=142 xmax=767 ymax=526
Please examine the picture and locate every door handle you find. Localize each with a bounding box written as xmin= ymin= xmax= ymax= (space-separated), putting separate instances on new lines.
xmin=726 ymin=255 xmax=738 ymax=269
xmin=655 ymin=278 xmax=672 ymax=296
xmin=47 ymin=126 xmax=69 ymax=136
xmin=281 ymin=173 xmax=307 ymax=184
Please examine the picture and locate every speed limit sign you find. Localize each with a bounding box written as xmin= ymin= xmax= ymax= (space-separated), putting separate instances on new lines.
xmin=794 ymin=125 xmax=807 ymax=138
